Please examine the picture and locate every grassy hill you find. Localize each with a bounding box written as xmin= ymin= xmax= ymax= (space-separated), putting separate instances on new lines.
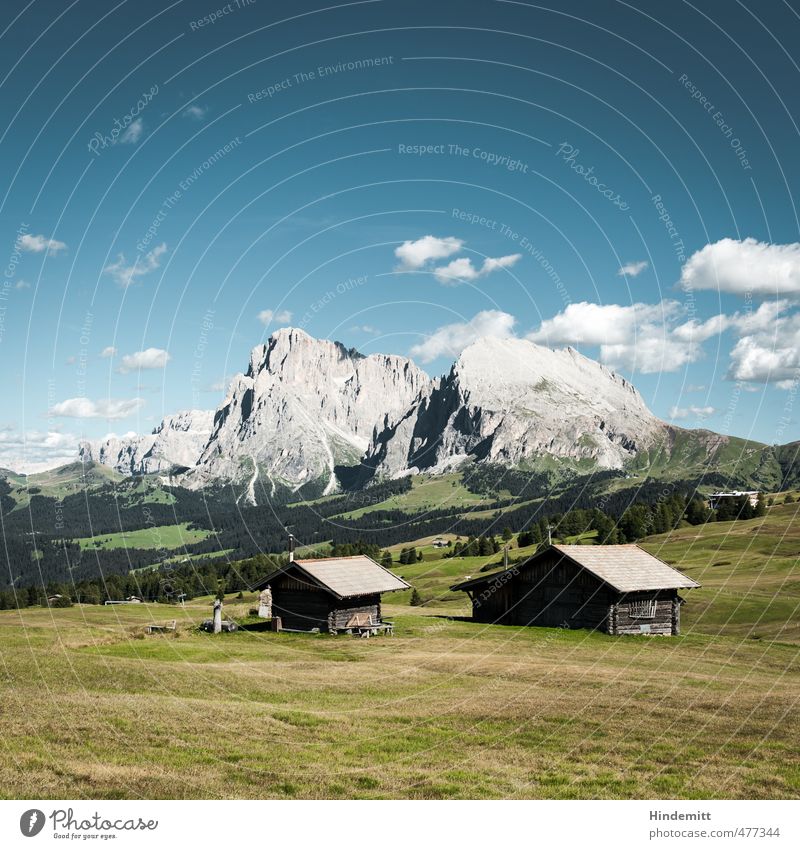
xmin=640 ymin=497 xmax=800 ymax=644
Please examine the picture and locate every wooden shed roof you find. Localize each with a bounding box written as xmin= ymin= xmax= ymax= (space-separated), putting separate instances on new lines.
xmin=256 ymin=555 xmax=410 ymax=599
xmin=451 ymin=544 xmax=700 ymax=594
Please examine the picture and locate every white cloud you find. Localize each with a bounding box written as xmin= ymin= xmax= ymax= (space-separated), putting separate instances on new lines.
xmin=257 ymin=309 xmax=292 ymax=325
xmin=618 ymin=260 xmax=649 ymax=277
xmin=104 ymin=242 xmax=167 ymax=287
xmin=349 ymin=324 xmax=380 ymax=335
xmin=730 ymin=299 xmax=789 ymax=334
xmin=182 ymin=104 xmax=208 ymax=120
xmin=669 ymin=405 xmax=716 ymax=420
xmin=15 ymin=279 xmax=31 ymax=289
xmin=680 ymin=237 xmax=800 ymax=298
xmin=100 ymin=346 xmax=117 ymax=358
xmin=726 ymin=309 xmax=800 ymax=385
xmin=117 ymin=348 xmax=170 ymax=373
xmin=17 ymin=233 xmax=67 ymax=255
xmin=672 ymin=313 xmax=731 ymax=343
xmin=527 ymin=300 xmax=703 ymax=373
xmin=434 ymin=253 xmax=521 ymax=285
xmin=120 ymin=118 xmax=143 ymax=144
xmin=395 ymin=235 xmax=463 ymax=269
xmin=528 ymin=301 xmax=680 ymax=347
xmin=50 ymin=397 xmax=145 ymax=419
xmin=0 ymin=428 xmax=79 ymax=474
xmin=410 ymin=310 xmax=516 ymax=363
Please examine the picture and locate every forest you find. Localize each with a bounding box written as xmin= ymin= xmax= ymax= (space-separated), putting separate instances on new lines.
xmin=0 ymin=474 xmax=768 ymax=609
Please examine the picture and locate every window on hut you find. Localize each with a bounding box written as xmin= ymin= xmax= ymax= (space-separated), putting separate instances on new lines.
xmin=629 ymin=599 xmax=657 ymax=619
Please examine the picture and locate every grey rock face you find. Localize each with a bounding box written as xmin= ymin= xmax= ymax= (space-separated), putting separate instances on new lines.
xmin=184 ymin=327 xmax=431 ymax=497
xmin=78 ymin=410 xmax=214 ymax=476
xmin=365 ymin=336 xmax=664 ymax=478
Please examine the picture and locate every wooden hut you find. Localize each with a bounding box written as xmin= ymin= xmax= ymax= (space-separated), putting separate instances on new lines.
xmin=253 ymin=554 xmax=409 ymax=633
xmin=450 ymin=544 xmax=699 ymax=635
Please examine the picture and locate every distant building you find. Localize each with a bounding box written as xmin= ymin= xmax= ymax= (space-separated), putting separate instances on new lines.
xmin=432 ymin=538 xmax=448 ymax=548
xmin=104 ymin=596 xmax=143 ymax=605
xmin=451 ymin=544 xmax=700 ymax=636
xmin=708 ymin=490 xmax=760 ymax=510
xmin=254 ymin=555 xmax=410 ymax=633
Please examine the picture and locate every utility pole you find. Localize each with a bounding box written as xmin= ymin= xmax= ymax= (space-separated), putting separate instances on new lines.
xmin=547 ymin=524 xmax=554 ymax=546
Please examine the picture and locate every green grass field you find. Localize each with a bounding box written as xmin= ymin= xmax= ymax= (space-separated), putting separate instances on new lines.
xmin=75 ymin=522 xmax=211 ymax=551
xmin=333 ymin=473 xmax=497 ymax=519
xmin=641 ymin=498 xmax=800 ymax=644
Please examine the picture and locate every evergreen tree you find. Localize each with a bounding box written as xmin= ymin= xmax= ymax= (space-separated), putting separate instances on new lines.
xmin=685 ymin=497 xmax=710 ymax=525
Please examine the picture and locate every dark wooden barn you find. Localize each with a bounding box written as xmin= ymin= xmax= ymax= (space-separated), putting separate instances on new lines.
xmin=451 ymin=544 xmax=700 ymax=636
xmin=254 ymin=554 xmax=409 ymax=633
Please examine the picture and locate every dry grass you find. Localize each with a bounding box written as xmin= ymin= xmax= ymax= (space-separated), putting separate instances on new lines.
xmin=0 ymin=598 xmax=797 ymax=800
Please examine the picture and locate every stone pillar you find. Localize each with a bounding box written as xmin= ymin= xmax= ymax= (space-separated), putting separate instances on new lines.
xmin=213 ymin=598 xmax=222 ymax=634
xmin=258 ymin=587 xmax=272 ymax=619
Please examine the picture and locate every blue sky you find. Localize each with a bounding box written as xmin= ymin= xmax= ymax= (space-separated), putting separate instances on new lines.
xmin=1 ymin=0 xmax=799 ymax=471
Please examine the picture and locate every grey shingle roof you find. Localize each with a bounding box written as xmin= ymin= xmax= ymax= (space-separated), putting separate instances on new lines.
xmin=552 ymin=544 xmax=700 ymax=592
xmin=450 ymin=544 xmax=700 ymax=594
xmin=292 ymin=555 xmax=410 ymax=598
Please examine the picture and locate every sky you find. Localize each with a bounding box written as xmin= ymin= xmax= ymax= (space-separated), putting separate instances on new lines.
xmin=1 ymin=0 xmax=799 ymax=472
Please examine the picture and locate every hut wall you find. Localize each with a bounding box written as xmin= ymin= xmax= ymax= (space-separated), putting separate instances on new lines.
xmin=328 ymin=596 xmax=381 ymax=632
xmin=471 ymin=578 xmax=515 ymax=624
xmin=512 ymin=549 xmax=613 ymax=631
xmin=270 ymin=573 xmax=334 ymax=631
xmin=470 ymin=550 xmax=615 ymax=631
xmin=611 ymin=592 xmax=677 ymax=636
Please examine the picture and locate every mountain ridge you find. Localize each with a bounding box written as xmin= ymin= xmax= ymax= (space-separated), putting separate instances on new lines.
xmin=69 ymin=327 xmax=793 ymax=500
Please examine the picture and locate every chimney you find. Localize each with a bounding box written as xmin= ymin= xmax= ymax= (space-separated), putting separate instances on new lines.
xmin=288 ymin=533 xmax=295 ymax=562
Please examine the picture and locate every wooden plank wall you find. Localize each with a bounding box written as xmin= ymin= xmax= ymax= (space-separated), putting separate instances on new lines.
xmin=612 ymin=593 xmax=677 ymax=635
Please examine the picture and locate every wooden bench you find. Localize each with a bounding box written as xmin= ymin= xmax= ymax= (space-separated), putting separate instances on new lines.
xmin=345 ymin=613 xmax=393 ymax=638
xmin=146 ymin=619 xmax=177 ymax=634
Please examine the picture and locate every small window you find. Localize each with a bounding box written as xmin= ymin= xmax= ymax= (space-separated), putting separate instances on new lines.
xmin=629 ymin=599 xmax=657 ymax=619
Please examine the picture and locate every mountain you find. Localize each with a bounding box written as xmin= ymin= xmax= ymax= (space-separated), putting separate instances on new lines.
xmin=78 ymin=410 xmax=215 ymax=476
xmin=181 ymin=328 xmax=431 ymax=498
xmin=364 ymin=336 xmax=664 ymax=478
xmin=72 ymin=327 xmax=796 ymax=498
